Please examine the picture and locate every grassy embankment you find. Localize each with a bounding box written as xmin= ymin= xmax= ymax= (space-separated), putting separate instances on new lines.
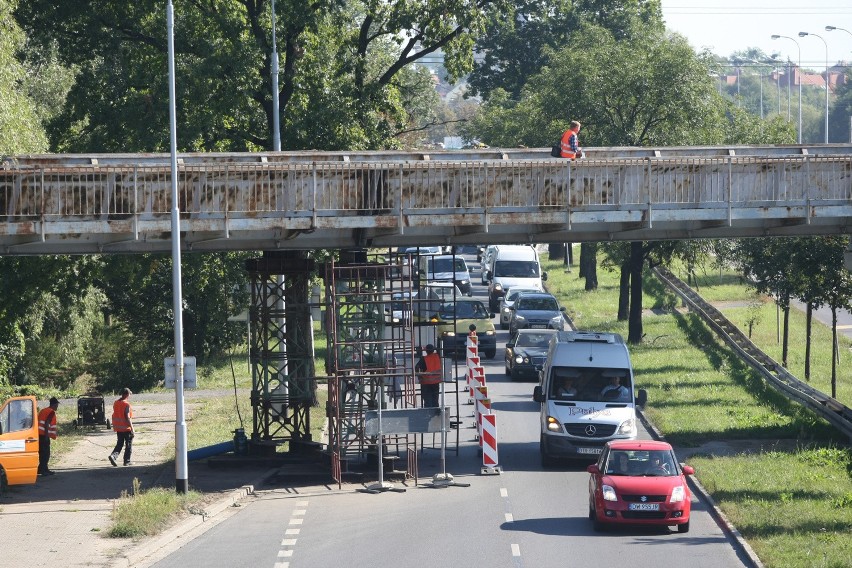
xmin=543 ymin=256 xmax=851 ymax=568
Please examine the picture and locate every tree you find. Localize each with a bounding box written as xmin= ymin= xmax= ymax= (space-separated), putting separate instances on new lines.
xmin=0 ymin=0 xmax=48 ymax=153
xmin=828 ymin=69 xmax=852 ymax=144
xmin=15 ymin=0 xmax=501 ymax=153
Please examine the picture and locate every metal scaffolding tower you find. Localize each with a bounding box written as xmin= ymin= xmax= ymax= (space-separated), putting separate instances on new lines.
xmin=245 ymin=251 xmax=318 ymax=453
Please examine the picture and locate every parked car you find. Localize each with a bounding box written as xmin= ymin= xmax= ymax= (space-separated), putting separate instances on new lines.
xmin=504 ymin=329 xmax=558 ymax=381
xmin=508 ymin=292 xmax=566 ymax=336
xmin=587 ymin=440 xmax=694 ymax=533
xmin=499 ymin=287 xmax=543 ymax=330
xmin=431 ymin=299 xmax=497 ymax=359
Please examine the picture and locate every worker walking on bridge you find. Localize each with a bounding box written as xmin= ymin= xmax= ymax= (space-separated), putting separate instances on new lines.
xmin=560 ymin=121 xmax=583 ymax=159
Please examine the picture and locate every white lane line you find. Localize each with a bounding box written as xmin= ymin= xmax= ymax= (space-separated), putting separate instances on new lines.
xmin=285 ymin=528 xmax=300 ymax=535
xmin=277 ymin=502 xmax=308 ymax=568
xmin=293 ymin=509 xmax=307 ymax=516
xmin=500 ymin=487 xmax=508 ymax=498
xmin=277 ymin=550 xmax=294 ymax=558
xmin=273 ymin=563 xmax=289 ymax=568
xmin=281 ymin=538 xmax=297 ymax=546
xmin=505 ymin=513 xmax=514 ymax=523
xmin=511 ymin=544 xmax=521 ymax=557
xmin=288 ymin=518 xmax=304 ymax=525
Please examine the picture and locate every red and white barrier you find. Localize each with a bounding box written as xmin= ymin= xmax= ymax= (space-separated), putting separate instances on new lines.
xmin=480 ymin=413 xmax=501 ymax=474
xmin=476 ymin=396 xmax=491 ymax=443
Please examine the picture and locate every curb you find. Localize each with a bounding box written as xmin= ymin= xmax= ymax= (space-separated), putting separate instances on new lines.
xmin=115 ymin=470 xmax=274 ymax=568
xmin=637 ymin=408 xmax=765 ymax=568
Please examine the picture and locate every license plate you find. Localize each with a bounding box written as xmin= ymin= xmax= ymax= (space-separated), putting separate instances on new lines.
xmin=628 ymin=503 xmax=660 ymax=511
xmin=576 ymin=447 xmax=602 ymax=455
xmin=530 ymin=324 xmax=547 ymax=329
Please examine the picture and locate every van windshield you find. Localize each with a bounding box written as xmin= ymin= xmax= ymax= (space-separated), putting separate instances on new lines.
xmin=494 ymin=260 xmax=539 ymax=278
xmin=549 ymin=367 xmax=632 ymax=403
xmin=428 ymin=258 xmax=466 ymax=273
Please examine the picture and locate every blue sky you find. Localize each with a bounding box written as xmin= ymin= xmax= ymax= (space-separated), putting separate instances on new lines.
xmin=660 ymin=1 xmax=852 ymax=70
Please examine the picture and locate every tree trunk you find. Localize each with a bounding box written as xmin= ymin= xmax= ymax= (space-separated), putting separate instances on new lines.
xmin=578 ymin=244 xmax=587 ymax=278
xmin=831 ymin=307 xmax=838 ymax=399
xmin=782 ymin=294 xmax=790 ymax=368
xmin=548 ymin=243 xmax=566 ymax=261
xmin=627 ymin=241 xmax=644 ymax=343
xmin=581 ymin=243 xmax=598 ymax=291
xmin=617 ymin=263 xmax=630 ymax=321
xmin=804 ymin=302 xmax=812 ymax=380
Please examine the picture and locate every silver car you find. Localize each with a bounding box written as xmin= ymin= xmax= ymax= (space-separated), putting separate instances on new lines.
xmin=499 ymin=287 xmax=543 ymax=330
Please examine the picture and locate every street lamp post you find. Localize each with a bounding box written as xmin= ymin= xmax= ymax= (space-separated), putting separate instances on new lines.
xmin=772 ymin=35 xmax=802 ymax=143
xmin=799 ymin=32 xmax=829 ymax=144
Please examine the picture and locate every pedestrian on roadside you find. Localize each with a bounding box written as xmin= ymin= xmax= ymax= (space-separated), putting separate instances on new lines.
xmin=109 ymin=388 xmax=134 ymax=466
xmin=415 ymin=344 xmax=442 ymax=408
xmin=560 ymin=120 xmax=584 ymax=159
xmin=37 ymin=397 xmax=60 ymax=476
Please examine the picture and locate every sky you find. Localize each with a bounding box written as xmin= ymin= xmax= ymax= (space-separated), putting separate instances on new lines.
xmin=659 ymin=1 xmax=852 ymax=70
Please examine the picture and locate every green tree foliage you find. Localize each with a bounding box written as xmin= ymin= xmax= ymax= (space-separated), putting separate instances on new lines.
xmin=15 ymin=0 xmax=500 ymax=153
xmin=468 ymin=0 xmax=665 ymax=100
xmin=0 ymin=0 xmax=48 ymax=153
xmin=464 ymin=23 xmax=723 ymax=148
xmin=829 ymin=69 xmax=852 ymax=144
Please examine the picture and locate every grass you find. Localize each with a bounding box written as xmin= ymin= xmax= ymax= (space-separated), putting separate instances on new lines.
xmin=543 ymin=256 xmax=851 ymax=568
xmin=109 ymin=477 xmax=203 ymax=538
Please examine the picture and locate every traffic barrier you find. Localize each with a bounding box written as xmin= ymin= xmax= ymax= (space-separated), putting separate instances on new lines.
xmin=476 ymin=397 xmax=491 ymax=445
xmin=480 ymin=413 xmax=501 ymax=474
xmin=473 ymin=386 xmax=488 ymax=429
xmin=466 ymin=364 xmax=485 ymax=404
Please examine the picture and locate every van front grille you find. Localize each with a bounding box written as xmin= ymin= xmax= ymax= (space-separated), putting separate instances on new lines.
xmin=564 ymin=423 xmax=617 ymax=437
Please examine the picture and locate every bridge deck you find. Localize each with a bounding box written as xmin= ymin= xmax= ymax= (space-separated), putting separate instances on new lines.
xmin=2 ymin=146 xmax=851 ymax=254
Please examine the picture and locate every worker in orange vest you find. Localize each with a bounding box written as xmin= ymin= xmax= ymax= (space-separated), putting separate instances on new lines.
xmin=415 ymin=344 xmax=442 ymax=407
xmin=560 ymin=120 xmax=583 ymax=159
xmin=37 ymin=397 xmax=60 ymax=476
xmin=108 ymin=388 xmax=135 ymax=467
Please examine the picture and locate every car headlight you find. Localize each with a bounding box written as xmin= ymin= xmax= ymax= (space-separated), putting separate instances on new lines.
xmin=545 ymin=416 xmax=562 ymax=432
xmin=460 ymin=280 xmax=470 ymax=286
xmin=484 ymin=329 xmax=495 ymax=336
xmin=502 ymin=307 xmax=511 ymax=314
xmin=443 ymin=331 xmax=456 ymax=337
xmin=616 ymin=418 xmax=636 ymax=435
xmin=514 ymin=314 xmax=526 ymax=322
xmin=550 ymin=315 xmax=564 ymax=327
xmin=514 ymin=355 xmax=524 ymax=364
xmin=493 ymin=283 xmax=503 ymax=292
xmin=670 ymin=485 xmax=685 ymax=503
xmin=602 ymin=484 xmax=617 ymax=502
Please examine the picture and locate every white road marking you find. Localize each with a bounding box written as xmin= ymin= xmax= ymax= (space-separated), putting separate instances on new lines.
xmin=500 ymin=487 xmax=508 ymax=497
xmin=281 ymin=538 xmax=297 ymax=546
xmin=285 ymin=528 xmax=300 ymax=535
xmin=505 ymin=513 xmax=514 ymax=523
xmin=511 ymin=544 xmax=521 ymax=557
xmin=277 ymin=550 xmax=294 ymax=558
xmin=288 ymin=518 xmax=304 ymax=525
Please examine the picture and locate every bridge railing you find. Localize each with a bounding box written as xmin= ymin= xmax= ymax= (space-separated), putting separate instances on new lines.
xmin=3 ymin=156 xmax=850 ymax=220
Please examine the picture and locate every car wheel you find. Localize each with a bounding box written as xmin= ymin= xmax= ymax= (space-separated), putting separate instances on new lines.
xmin=505 ymin=364 xmax=511 ymax=376
xmin=484 ymin=348 xmax=496 ymax=359
xmin=0 ymin=466 xmax=8 ymax=495
xmin=500 ymin=321 xmax=508 ymax=330
xmin=677 ymin=520 xmax=690 ymax=534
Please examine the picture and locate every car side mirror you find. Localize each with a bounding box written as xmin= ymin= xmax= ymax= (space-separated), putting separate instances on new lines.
xmin=636 ymin=388 xmax=648 ymax=408
xmin=533 ymin=385 xmax=544 ymax=403
xmin=485 ymin=270 xmax=492 ymax=280
xmin=681 ymin=465 xmax=695 ymax=475
xmin=587 ymin=464 xmax=601 ymax=474
xmin=541 ymin=271 xmax=548 ymax=281
xmin=560 ymin=306 xmax=566 ymax=312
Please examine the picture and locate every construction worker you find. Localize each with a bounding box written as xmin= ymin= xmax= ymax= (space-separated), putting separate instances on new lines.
xmin=415 ymin=344 xmax=442 ymax=407
xmin=108 ymin=388 xmax=134 ymax=466
xmin=37 ymin=397 xmax=60 ymax=476
xmin=560 ymin=120 xmax=583 ymax=159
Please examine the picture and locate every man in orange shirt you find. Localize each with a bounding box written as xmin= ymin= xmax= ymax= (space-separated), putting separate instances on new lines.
xmin=415 ymin=344 xmax=442 ymax=407
xmin=37 ymin=397 xmax=60 ymax=476
xmin=560 ymin=120 xmax=583 ymax=159
xmin=109 ymin=388 xmax=134 ymax=466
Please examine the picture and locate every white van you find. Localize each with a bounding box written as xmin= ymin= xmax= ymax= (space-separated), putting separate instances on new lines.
xmin=418 ymin=255 xmax=473 ymax=296
xmin=533 ymin=331 xmax=647 ymax=466
xmin=486 ymin=245 xmax=545 ymax=311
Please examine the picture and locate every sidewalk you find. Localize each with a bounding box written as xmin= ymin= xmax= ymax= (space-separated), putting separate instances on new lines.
xmin=0 ymin=397 xmax=273 ymax=568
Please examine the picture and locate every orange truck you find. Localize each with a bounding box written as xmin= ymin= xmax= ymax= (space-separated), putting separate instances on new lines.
xmin=0 ymin=396 xmax=39 ymax=492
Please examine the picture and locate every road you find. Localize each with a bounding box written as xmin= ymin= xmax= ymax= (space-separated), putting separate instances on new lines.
xmin=147 ymin=254 xmax=752 ymax=568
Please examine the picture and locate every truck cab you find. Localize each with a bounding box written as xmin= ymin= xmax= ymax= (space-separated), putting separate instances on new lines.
xmin=0 ymin=396 xmax=39 ymax=491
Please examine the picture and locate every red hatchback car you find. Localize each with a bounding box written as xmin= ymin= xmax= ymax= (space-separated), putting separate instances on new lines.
xmin=587 ymin=440 xmax=695 ymax=533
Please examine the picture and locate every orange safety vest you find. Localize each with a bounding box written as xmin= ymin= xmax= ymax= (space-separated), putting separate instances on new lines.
xmin=112 ymin=398 xmax=133 ymax=432
xmin=419 ymin=352 xmax=442 ymax=385
xmin=38 ymin=407 xmax=57 ymax=439
xmin=560 ymin=127 xmax=580 ymax=159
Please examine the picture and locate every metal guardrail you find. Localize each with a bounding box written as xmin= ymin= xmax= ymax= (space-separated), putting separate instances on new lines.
xmin=652 ymin=265 xmax=852 ymax=441
xmin=1 ymin=149 xmax=852 ymax=253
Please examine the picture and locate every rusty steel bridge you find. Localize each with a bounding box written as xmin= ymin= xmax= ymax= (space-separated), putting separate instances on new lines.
xmin=2 ymin=144 xmax=852 ymax=255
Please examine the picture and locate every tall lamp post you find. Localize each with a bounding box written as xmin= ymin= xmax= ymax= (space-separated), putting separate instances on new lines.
xmin=799 ymin=31 xmax=829 ymax=143
xmin=772 ymin=35 xmax=802 ymax=143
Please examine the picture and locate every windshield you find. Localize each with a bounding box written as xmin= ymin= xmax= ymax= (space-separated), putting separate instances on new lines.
xmin=515 ymin=332 xmax=555 ymax=348
xmin=438 ymin=301 xmax=489 ymax=320
xmin=605 ymin=450 xmax=677 ymax=476
xmin=549 ymin=367 xmax=632 ymax=403
xmin=427 ymin=258 xmax=467 ymax=273
xmin=494 ymin=260 xmax=540 ymax=278
xmin=506 ymin=288 xmax=539 ymax=302
xmin=516 ymin=296 xmax=559 ymax=311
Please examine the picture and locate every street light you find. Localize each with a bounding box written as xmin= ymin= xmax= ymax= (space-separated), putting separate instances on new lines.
xmin=799 ymin=31 xmax=829 ymax=143
xmin=825 ymin=25 xmax=852 ymax=41
xmin=772 ymin=35 xmax=802 ymax=143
